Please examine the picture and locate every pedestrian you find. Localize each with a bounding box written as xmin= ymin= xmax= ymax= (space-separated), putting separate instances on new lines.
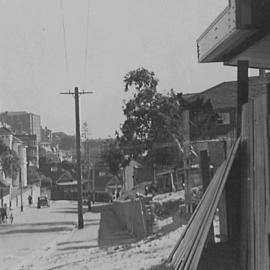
xmin=1 ymin=207 xmax=7 ymax=224
xmin=28 ymin=195 xmax=32 ymax=207
xmin=87 ymin=196 xmax=92 ymax=211
xmin=9 ymin=212 xmax=13 ymax=224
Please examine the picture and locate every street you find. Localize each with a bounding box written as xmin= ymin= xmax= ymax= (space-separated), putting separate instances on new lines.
xmin=0 ymin=200 xmax=100 ymax=270
xmin=0 ymin=199 xmax=184 ymax=270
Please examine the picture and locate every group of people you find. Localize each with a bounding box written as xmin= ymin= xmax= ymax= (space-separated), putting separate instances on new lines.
xmin=0 ymin=204 xmax=13 ymax=224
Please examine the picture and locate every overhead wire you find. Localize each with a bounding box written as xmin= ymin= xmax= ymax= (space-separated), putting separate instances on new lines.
xmin=82 ymin=0 xmax=90 ymax=90
xmin=60 ymin=0 xmax=70 ymax=90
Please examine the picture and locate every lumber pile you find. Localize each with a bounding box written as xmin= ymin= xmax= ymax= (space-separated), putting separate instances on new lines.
xmin=167 ymin=137 xmax=241 ymax=270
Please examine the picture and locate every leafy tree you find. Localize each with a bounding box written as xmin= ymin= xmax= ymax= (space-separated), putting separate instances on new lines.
xmin=61 ymin=160 xmax=77 ymax=178
xmin=0 ymin=139 xmax=20 ymax=179
xmin=187 ymin=97 xmax=217 ymax=140
xmin=40 ymin=175 xmax=52 ymax=188
xmin=119 ymin=68 xmax=183 ymax=164
xmin=118 ymin=67 xmax=217 ymax=166
xmin=81 ymin=121 xmax=90 ymax=141
xmin=102 ymin=145 xmax=125 ymax=177
xmin=27 ymin=166 xmax=42 ymax=185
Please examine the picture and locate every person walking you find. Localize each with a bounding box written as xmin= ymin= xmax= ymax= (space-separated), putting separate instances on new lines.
xmin=28 ymin=195 xmax=32 ymax=207
xmin=9 ymin=212 xmax=13 ymax=224
xmin=1 ymin=207 xmax=7 ymax=224
xmin=87 ymin=196 xmax=92 ymax=211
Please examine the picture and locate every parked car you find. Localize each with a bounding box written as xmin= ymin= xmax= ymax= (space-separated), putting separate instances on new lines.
xmin=37 ymin=196 xmax=50 ymax=208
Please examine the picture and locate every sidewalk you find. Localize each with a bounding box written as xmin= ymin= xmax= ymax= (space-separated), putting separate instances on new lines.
xmin=22 ymin=209 xmax=101 ymax=270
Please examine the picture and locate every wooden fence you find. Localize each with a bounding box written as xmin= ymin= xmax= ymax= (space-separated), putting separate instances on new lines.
xmin=240 ymin=93 xmax=270 ymax=270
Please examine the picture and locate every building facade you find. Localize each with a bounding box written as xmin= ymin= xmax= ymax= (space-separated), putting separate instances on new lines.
xmin=0 ymin=127 xmax=28 ymax=187
xmin=0 ymin=111 xmax=41 ymax=143
xmin=17 ymin=134 xmax=39 ymax=168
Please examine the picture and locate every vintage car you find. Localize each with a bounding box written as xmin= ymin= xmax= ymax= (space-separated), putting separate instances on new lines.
xmin=37 ymin=195 xmax=50 ymax=208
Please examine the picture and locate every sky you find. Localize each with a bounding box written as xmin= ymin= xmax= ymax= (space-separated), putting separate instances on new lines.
xmin=0 ymin=0 xmax=252 ymax=138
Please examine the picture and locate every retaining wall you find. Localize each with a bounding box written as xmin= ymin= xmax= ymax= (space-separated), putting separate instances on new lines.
xmin=112 ymin=199 xmax=148 ymax=239
xmin=10 ymin=185 xmax=40 ymax=209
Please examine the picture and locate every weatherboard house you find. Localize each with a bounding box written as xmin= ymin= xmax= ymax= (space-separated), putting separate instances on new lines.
xmin=187 ymin=72 xmax=270 ymax=139
xmin=168 ymin=1 xmax=270 ymax=270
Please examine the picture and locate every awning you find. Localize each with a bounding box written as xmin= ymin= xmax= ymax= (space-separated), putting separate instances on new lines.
xmin=167 ymin=137 xmax=240 ymax=270
xmin=197 ymin=0 xmax=270 ymax=65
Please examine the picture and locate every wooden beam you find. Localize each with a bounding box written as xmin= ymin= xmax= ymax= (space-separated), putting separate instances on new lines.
xmin=237 ymin=60 xmax=249 ymax=137
xmin=183 ymin=110 xmax=192 ymax=214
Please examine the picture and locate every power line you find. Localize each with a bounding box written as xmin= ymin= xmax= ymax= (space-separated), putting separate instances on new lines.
xmin=60 ymin=87 xmax=93 ymax=229
xmin=83 ymin=0 xmax=91 ymax=90
xmin=60 ymin=0 xmax=70 ymax=89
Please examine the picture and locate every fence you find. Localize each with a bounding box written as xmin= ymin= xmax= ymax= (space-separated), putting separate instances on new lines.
xmin=240 ymin=93 xmax=270 ymax=270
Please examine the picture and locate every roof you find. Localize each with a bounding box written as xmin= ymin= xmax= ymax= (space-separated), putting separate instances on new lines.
xmin=2 ymin=111 xmax=28 ymax=116
xmin=56 ymin=171 xmax=75 ymax=184
xmin=185 ymin=74 xmax=270 ymax=110
xmin=0 ymin=126 xmax=13 ymax=135
xmin=57 ymin=181 xmax=77 ymax=186
xmin=106 ymin=176 xmax=122 ymax=187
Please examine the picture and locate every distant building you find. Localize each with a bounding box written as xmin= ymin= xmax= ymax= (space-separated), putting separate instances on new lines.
xmin=17 ymin=134 xmax=39 ymax=168
xmin=0 ymin=111 xmax=41 ymax=143
xmin=90 ymin=164 xmax=112 ymax=192
xmin=41 ymin=126 xmax=52 ymax=143
xmin=83 ymin=138 xmax=114 ymax=164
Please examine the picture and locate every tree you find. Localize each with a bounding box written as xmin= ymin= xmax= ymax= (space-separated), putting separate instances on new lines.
xmin=40 ymin=175 xmax=52 ymax=188
xmin=118 ymin=67 xmax=217 ymax=166
xmin=102 ymin=144 xmax=125 ymax=177
xmin=81 ymin=121 xmax=90 ymax=142
xmin=0 ymin=139 xmax=20 ymax=179
xmin=187 ymin=97 xmax=217 ymax=140
xmin=119 ymin=68 xmax=183 ymax=164
xmin=27 ymin=166 xmax=42 ymax=185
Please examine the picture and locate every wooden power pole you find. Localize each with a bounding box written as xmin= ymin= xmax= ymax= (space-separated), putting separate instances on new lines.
xmin=61 ymin=87 xmax=93 ymax=229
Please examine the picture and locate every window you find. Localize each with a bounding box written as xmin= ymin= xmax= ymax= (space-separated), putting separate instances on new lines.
xmin=99 ymin=171 xmax=106 ymax=176
xmin=217 ymin=112 xmax=230 ymax=125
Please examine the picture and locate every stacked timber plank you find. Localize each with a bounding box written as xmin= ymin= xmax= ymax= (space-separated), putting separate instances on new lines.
xmin=167 ymin=137 xmax=241 ymax=270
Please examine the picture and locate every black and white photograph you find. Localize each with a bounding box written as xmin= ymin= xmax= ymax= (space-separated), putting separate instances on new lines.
xmin=0 ymin=1 xmax=269 ymax=269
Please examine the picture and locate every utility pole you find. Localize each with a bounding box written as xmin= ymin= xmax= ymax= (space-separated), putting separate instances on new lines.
xmin=19 ymin=168 xmax=23 ymax=212
xmin=92 ymin=163 xmax=95 ymax=203
xmin=60 ymin=87 xmax=93 ymax=229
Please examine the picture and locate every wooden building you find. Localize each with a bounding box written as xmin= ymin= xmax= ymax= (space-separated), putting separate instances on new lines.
xmin=168 ymin=1 xmax=270 ymax=270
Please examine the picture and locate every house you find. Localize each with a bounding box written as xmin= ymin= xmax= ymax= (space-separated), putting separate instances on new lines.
xmin=186 ymin=72 xmax=270 ymax=139
xmin=105 ymin=176 xmax=122 ymax=196
xmin=91 ymin=164 xmax=113 ymax=192
xmin=54 ymin=171 xmax=77 ymax=200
